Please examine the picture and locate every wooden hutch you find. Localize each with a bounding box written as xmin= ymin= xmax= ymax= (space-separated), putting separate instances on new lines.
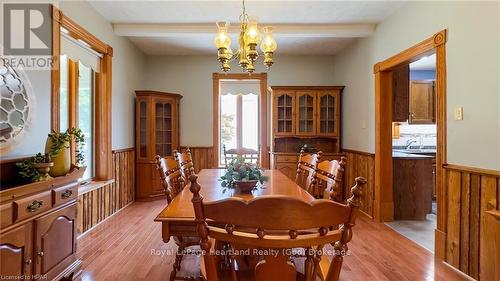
xmin=270 ymin=86 xmax=344 ymax=180
xmin=0 ymin=166 xmax=85 ymax=280
xmin=135 ymin=90 xmax=182 ymax=200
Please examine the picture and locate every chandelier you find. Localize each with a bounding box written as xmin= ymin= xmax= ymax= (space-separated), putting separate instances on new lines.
xmin=214 ymin=0 xmax=277 ymax=73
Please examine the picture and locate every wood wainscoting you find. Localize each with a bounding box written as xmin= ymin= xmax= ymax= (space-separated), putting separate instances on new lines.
xmin=343 ymin=149 xmax=375 ymax=218
xmin=77 ymin=148 xmax=135 ymax=235
xmin=179 ymin=146 xmax=214 ymax=172
xmin=444 ymin=164 xmax=499 ymax=280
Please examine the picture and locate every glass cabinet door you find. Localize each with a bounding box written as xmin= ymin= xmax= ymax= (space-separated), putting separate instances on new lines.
xmin=317 ymin=91 xmax=338 ymax=136
xmin=296 ymin=92 xmax=316 ymax=135
xmin=155 ymin=101 xmax=173 ymax=157
xmin=138 ymin=99 xmax=148 ymax=158
xmin=275 ymin=92 xmax=295 ymax=135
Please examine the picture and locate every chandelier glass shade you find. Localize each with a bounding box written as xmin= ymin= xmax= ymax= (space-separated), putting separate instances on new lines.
xmin=214 ymin=0 xmax=277 ymax=73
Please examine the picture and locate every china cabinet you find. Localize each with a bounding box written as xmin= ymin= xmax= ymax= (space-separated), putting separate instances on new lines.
xmin=270 ymin=86 xmax=344 ymax=180
xmin=135 ymin=90 xmax=182 ymax=200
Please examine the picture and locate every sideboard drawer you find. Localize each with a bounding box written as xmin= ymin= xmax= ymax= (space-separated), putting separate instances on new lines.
xmin=52 ymin=183 xmax=78 ymax=207
xmin=276 ymin=155 xmax=298 ymax=163
xmin=0 ymin=203 xmax=13 ymax=228
xmin=13 ymin=191 xmax=52 ymax=222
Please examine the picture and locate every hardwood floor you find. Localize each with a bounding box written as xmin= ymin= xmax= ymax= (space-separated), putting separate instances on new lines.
xmin=77 ymin=200 xmax=468 ymax=281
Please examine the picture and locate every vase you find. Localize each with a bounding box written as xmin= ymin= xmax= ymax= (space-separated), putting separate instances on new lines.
xmin=235 ymin=180 xmax=258 ymax=193
xmin=45 ymin=137 xmax=71 ymax=177
xmin=33 ymin=162 xmax=54 ymax=181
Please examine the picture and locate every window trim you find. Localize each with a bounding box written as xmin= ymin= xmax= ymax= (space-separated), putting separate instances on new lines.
xmin=212 ymin=73 xmax=268 ymax=168
xmin=51 ymin=5 xmax=113 ymax=180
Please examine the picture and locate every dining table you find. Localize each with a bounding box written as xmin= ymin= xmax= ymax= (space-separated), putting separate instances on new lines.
xmin=155 ymin=168 xmax=315 ymax=242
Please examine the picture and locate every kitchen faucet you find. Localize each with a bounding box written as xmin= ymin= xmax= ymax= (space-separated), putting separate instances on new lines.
xmin=405 ymin=139 xmax=417 ymax=149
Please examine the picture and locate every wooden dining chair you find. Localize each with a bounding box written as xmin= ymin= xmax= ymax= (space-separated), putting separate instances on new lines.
xmin=189 ymin=174 xmax=366 ymax=281
xmin=174 ymin=147 xmax=196 ymax=183
xmin=223 ymin=144 xmax=260 ymax=167
xmin=295 ymin=147 xmax=322 ymax=194
xmin=154 ymin=155 xmax=199 ymax=281
xmin=313 ymin=157 xmax=347 ymax=201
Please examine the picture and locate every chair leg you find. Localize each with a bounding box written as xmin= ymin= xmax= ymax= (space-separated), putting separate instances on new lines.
xmin=169 ymin=246 xmax=185 ymax=281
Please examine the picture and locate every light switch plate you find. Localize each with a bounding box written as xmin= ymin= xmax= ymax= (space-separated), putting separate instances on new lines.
xmin=454 ymin=107 xmax=463 ymax=120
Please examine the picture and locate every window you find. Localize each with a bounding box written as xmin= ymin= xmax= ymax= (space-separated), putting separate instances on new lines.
xmin=59 ymin=57 xmax=95 ymax=181
xmin=52 ymin=9 xmax=113 ymax=181
xmin=218 ymin=80 xmax=260 ymax=166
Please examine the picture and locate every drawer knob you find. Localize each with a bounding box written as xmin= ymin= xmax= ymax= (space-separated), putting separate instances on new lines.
xmin=37 ymin=251 xmax=44 ymax=257
xmin=61 ymin=189 xmax=73 ymax=199
xmin=25 ymin=259 xmax=32 ymax=265
xmin=27 ymin=200 xmax=43 ymax=212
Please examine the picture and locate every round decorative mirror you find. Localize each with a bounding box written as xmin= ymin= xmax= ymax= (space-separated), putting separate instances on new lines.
xmin=0 ymin=60 xmax=34 ymax=153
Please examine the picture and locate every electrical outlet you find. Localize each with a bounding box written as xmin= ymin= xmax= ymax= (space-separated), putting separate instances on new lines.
xmin=361 ymin=120 xmax=367 ymax=129
xmin=454 ymin=107 xmax=463 ymax=120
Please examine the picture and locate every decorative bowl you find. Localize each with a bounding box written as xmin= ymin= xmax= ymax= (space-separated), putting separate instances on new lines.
xmin=235 ymin=180 xmax=258 ymax=193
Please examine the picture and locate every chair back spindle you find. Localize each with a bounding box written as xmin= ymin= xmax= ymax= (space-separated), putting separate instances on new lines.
xmin=315 ymin=157 xmax=346 ymax=201
xmin=155 ymin=155 xmax=185 ymax=203
xmin=295 ymin=147 xmax=322 ymax=194
xmin=223 ymin=144 xmax=261 ymax=167
xmin=174 ymin=147 xmax=195 ymax=183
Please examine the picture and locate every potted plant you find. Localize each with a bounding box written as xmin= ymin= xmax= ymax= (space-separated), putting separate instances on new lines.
xmin=45 ymin=127 xmax=85 ymax=176
xmin=219 ymin=157 xmax=268 ymax=193
xmin=16 ymin=153 xmax=54 ymax=182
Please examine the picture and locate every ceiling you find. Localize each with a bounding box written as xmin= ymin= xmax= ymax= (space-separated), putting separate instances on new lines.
xmin=410 ymin=54 xmax=436 ymax=71
xmin=88 ymin=1 xmax=406 ymax=55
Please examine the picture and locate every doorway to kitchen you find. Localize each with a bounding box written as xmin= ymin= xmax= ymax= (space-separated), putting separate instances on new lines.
xmin=387 ymin=54 xmax=437 ymax=252
xmin=373 ymin=30 xmax=448 ymax=258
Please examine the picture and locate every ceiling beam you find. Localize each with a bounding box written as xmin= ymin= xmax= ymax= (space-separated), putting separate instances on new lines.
xmin=113 ymin=23 xmax=375 ymax=38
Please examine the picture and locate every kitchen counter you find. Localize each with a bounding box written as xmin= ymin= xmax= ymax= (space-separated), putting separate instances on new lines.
xmin=392 ymin=151 xmax=434 ymax=159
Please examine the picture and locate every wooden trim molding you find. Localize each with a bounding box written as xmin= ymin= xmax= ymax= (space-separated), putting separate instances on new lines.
xmin=373 ymin=29 xmax=448 ymax=262
xmin=212 ymin=73 xmax=269 ymax=168
xmin=51 ymin=5 xmax=61 ymax=131
xmin=342 ymin=149 xmax=374 ymax=157
xmin=374 ymin=30 xmax=447 ymax=73
xmin=444 ymin=164 xmax=500 ymax=177
xmin=51 ymin=5 xmax=113 ymax=180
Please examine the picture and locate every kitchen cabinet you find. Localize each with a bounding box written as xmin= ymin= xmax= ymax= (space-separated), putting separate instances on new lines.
xmin=135 ymin=90 xmax=182 ymax=200
xmin=409 ymin=80 xmax=435 ymax=124
xmin=393 ymin=154 xmax=434 ymax=220
xmin=392 ymin=65 xmax=410 ymax=122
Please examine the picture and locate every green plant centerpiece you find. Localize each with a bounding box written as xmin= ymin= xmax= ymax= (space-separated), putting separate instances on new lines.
xmin=16 ymin=153 xmax=53 ymax=182
xmin=45 ymin=127 xmax=85 ymax=177
xmin=16 ymin=127 xmax=85 ymax=183
xmin=219 ymin=157 xmax=268 ymax=193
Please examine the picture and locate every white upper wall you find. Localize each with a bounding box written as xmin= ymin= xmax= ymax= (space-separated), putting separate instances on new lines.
xmin=143 ymin=55 xmax=335 ymax=146
xmin=59 ymin=1 xmax=146 ymax=150
xmin=333 ymin=1 xmax=500 ymax=170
